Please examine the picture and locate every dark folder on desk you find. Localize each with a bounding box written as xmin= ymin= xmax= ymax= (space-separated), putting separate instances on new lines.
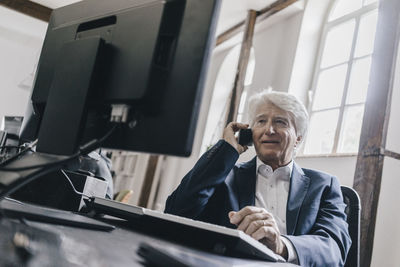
xmin=86 ymin=197 xmax=285 ymax=262
xmin=0 ymin=198 xmax=115 ymax=231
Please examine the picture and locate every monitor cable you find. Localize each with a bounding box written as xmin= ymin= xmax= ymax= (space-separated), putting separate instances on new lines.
xmin=0 ymin=140 xmax=38 ymax=167
xmin=0 ymin=125 xmax=116 ymax=172
xmin=60 ymin=169 xmax=90 ymax=199
xmin=0 ymin=125 xmax=117 ymax=201
xmin=0 ymin=145 xmax=23 ymax=150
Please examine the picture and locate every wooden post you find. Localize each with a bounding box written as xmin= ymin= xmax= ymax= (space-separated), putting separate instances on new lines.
xmin=225 ymin=10 xmax=257 ymax=124
xmin=0 ymin=0 xmax=52 ymax=22
xmin=353 ymin=0 xmax=400 ymax=266
xmin=138 ymin=155 xmax=160 ymax=208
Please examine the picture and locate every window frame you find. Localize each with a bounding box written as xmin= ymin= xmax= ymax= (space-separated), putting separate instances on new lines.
xmin=300 ymin=0 xmax=379 ymax=157
xmin=200 ymin=44 xmax=256 ymax=154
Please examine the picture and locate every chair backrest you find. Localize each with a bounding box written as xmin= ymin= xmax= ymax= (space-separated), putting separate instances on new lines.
xmin=341 ymin=185 xmax=361 ymax=267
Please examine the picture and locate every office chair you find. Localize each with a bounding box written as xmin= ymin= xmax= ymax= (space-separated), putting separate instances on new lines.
xmin=341 ymin=185 xmax=361 ymax=267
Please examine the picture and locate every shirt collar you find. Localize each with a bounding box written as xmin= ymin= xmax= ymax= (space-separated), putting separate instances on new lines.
xmin=256 ymin=157 xmax=293 ymax=179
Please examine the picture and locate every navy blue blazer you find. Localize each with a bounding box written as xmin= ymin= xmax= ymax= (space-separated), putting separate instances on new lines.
xmin=165 ymin=140 xmax=351 ymax=266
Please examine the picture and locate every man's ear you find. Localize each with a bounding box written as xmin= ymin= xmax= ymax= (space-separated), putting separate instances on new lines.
xmin=295 ymin=136 xmax=302 ymax=147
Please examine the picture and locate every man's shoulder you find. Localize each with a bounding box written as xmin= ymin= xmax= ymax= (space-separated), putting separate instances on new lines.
xmin=301 ymin=167 xmax=333 ymax=178
xmin=297 ymin=166 xmax=343 ymax=197
xmin=299 ymin=166 xmax=337 ymax=185
xmin=235 ymin=157 xmax=257 ymax=169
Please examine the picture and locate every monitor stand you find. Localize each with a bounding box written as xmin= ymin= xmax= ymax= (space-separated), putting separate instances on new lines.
xmin=0 ymin=36 xmax=105 ymax=201
xmin=36 ymin=36 xmax=105 ymax=156
xmin=0 ymin=152 xmax=77 ymax=200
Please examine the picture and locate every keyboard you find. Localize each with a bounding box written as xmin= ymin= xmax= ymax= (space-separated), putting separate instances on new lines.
xmin=86 ymin=197 xmax=285 ymax=262
xmin=145 ymin=208 xmax=243 ymax=235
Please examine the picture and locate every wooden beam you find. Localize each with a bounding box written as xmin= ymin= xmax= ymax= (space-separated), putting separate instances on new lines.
xmin=225 ymin=10 xmax=257 ymax=124
xmin=216 ymin=21 xmax=245 ymax=46
xmin=138 ymin=155 xmax=159 ymax=208
xmin=353 ymin=0 xmax=400 ymax=266
xmin=258 ymin=0 xmax=299 ymax=20
xmin=0 ymin=0 xmax=52 ymax=22
xmin=384 ymin=149 xmax=400 ymax=160
xmin=216 ymin=0 xmax=299 ymax=46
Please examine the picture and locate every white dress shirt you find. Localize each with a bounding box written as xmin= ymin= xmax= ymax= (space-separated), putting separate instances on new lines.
xmin=255 ymin=158 xmax=299 ymax=264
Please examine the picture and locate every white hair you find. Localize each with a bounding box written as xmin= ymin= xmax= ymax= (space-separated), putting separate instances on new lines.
xmin=247 ymin=90 xmax=309 ymax=142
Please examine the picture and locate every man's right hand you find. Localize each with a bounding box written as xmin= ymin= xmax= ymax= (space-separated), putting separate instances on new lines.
xmin=228 ymin=206 xmax=288 ymax=259
xmin=223 ymin=122 xmax=249 ymax=154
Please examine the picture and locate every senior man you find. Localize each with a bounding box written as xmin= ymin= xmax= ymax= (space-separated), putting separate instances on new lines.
xmin=165 ymin=90 xmax=351 ymax=266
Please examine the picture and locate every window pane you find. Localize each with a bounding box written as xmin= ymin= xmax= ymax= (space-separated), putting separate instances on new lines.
xmin=354 ymin=10 xmax=378 ymax=57
xmin=303 ymin=109 xmax=339 ymax=154
xmin=321 ymin=20 xmax=355 ymax=68
xmin=346 ymin=57 xmax=372 ymax=104
xmin=364 ymin=0 xmax=379 ymax=6
xmin=312 ymin=64 xmax=348 ymax=110
xmin=330 ymin=0 xmax=362 ymax=21
xmin=337 ymin=105 xmax=365 ymax=153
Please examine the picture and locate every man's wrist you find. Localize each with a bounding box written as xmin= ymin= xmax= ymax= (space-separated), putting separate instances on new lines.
xmin=279 ymin=237 xmax=288 ymax=260
xmin=280 ymin=236 xmax=299 ymax=264
xmin=221 ymin=139 xmax=240 ymax=154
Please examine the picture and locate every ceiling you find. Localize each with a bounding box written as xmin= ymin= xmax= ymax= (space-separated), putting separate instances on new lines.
xmin=29 ymin=0 xmax=283 ymax=36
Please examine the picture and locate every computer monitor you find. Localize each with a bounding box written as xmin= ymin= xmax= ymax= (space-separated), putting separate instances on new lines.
xmin=19 ymin=0 xmax=221 ymax=157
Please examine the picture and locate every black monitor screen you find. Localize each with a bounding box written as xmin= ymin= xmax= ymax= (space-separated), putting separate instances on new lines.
xmin=21 ymin=0 xmax=221 ymax=157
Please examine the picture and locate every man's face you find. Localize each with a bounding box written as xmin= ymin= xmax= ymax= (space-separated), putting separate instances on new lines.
xmin=251 ymin=101 xmax=301 ymax=169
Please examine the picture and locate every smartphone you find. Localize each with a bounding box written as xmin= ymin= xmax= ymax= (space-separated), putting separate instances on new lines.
xmin=238 ymin=128 xmax=253 ymax=146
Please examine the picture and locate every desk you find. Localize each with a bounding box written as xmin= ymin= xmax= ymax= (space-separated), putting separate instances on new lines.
xmin=0 ymin=216 xmax=297 ymax=266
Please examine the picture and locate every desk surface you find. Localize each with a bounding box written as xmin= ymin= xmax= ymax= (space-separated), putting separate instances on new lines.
xmin=0 ymin=216 xmax=297 ymax=267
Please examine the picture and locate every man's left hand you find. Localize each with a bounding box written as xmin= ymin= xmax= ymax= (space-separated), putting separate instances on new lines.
xmin=229 ymin=206 xmax=288 ymax=259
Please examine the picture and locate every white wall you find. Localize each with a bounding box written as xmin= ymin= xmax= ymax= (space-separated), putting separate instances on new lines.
xmin=250 ymin=12 xmax=303 ymax=94
xmin=370 ymin=33 xmax=400 ymax=267
xmin=0 ymin=7 xmax=47 ymax=124
xmin=295 ymin=156 xmax=356 ymax=186
xmin=371 ymin=158 xmax=400 ymax=267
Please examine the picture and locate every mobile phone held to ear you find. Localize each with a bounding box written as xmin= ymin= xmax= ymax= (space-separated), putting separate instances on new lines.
xmin=238 ymin=128 xmax=253 ymax=146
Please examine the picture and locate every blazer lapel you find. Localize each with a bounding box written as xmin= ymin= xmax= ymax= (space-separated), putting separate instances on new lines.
xmin=225 ymin=157 xmax=257 ymax=210
xmin=286 ymin=162 xmax=310 ymax=235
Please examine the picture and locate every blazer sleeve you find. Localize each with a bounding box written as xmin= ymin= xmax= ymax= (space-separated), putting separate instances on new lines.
xmin=164 ymin=140 xmax=239 ymax=219
xmin=285 ymin=175 xmax=351 ymax=267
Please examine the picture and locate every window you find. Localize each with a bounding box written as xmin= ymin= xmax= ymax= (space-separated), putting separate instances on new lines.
xmin=303 ymin=0 xmax=379 ymax=155
xmin=200 ymin=45 xmax=255 ymax=154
